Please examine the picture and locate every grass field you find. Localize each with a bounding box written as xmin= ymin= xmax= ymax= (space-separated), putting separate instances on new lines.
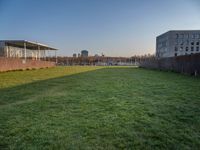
xmin=0 ymin=66 xmax=200 ymax=149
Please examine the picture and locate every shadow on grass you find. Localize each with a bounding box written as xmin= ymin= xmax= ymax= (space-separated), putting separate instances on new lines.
xmin=0 ymin=67 xmax=136 ymax=106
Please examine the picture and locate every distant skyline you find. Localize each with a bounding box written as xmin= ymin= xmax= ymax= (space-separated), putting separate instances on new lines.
xmin=0 ymin=0 xmax=200 ymax=57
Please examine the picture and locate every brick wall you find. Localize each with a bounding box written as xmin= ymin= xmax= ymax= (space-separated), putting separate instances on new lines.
xmin=0 ymin=57 xmax=55 ymax=72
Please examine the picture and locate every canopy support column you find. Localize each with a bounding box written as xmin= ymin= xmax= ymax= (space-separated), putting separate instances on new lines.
xmin=44 ymin=50 xmax=46 ymax=61
xmin=38 ymin=45 xmax=40 ymax=60
xmin=24 ymin=42 xmax=27 ymax=62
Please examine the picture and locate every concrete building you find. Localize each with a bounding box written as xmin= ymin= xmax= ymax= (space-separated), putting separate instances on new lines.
xmin=0 ymin=40 xmax=57 ymax=60
xmin=73 ymin=53 xmax=77 ymax=57
xmin=156 ymin=30 xmax=200 ymax=58
xmin=81 ymin=50 xmax=88 ymax=57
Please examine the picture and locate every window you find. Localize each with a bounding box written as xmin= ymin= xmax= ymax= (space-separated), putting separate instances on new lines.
xmin=185 ymin=34 xmax=189 ymax=39
xmin=162 ymin=41 xmax=167 ymax=47
xmin=176 ymin=34 xmax=179 ymax=39
xmin=180 ymin=34 xmax=184 ymax=38
xmin=180 ymin=40 xmax=184 ymax=45
xmin=175 ymin=40 xmax=178 ymax=45
xmin=180 ymin=47 xmax=183 ymax=51
xmin=186 ymin=40 xmax=189 ymax=45
xmin=192 ymin=34 xmax=195 ymax=39
xmin=191 ymin=42 xmax=194 ymax=45
xmin=191 ymin=47 xmax=194 ymax=51
xmin=197 ymin=47 xmax=199 ymax=51
xmin=185 ymin=47 xmax=188 ymax=51
xmin=175 ymin=53 xmax=177 ymax=56
xmin=196 ymin=34 xmax=200 ymax=39
xmin=174 ymin=47 xmax=178 ymax=51
xmin=196 ymin=42 xmax=199 ymax=45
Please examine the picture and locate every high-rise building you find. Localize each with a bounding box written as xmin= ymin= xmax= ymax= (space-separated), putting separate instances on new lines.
xmin=73 ymin=53 xmax=77 ymax=57
xmin=81 ymin=50 xmax=88 ymax=57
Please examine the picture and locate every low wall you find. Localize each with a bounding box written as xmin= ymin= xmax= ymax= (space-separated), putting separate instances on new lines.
xmin=0 ymin=57 xmax=55 ymax=72
xmin=138 ymin=54 xmax=200 ymax=76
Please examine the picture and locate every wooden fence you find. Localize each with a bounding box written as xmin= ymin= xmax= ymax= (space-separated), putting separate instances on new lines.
xmin=138 ymin=54 xmax=200 ymax=76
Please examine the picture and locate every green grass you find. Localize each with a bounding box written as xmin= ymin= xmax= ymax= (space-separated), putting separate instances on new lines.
xmin=0 ymin=66 xmax=200 ymax=149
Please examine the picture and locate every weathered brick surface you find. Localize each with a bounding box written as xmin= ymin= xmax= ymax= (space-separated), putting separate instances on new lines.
xmin=0 ymin=57 xmax=55 ymax=72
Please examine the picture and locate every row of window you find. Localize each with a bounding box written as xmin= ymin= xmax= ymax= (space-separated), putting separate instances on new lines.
xmin=191 ymin=41 xmax=199 ymax=45
xmin=175 ymin=41 xmax=199 ymax=46
xmin=175 ymin=52 xmax=198 ymax=57
xmin=176 ymin=33 xmax=200 ymax=39
xmin=175 ymin=46 xmax=199 ymax=52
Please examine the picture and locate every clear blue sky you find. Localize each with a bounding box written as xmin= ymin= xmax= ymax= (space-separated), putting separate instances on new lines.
xmin=0 ymin=0 xmax=200 ymax=56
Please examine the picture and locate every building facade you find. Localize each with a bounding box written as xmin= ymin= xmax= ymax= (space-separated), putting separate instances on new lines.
xmin=156 ymin=30 xmax=200 ymax=58
xmin=81 ymin=50 xmax=88 ymax=57
xmin=73 ymin=53 xmax=77 ymax=57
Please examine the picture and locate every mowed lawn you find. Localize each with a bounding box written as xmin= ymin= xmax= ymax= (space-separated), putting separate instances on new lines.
xmin=0 ymin=67 xmax=200 ymax=149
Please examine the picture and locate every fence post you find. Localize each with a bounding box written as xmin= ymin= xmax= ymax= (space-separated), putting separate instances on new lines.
xmin=195 ymin=70 xmax=197 ymax=76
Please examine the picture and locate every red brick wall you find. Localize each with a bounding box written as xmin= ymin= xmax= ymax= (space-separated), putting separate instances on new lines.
xmin=0 ymin=57 xmax=55 ymax=72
